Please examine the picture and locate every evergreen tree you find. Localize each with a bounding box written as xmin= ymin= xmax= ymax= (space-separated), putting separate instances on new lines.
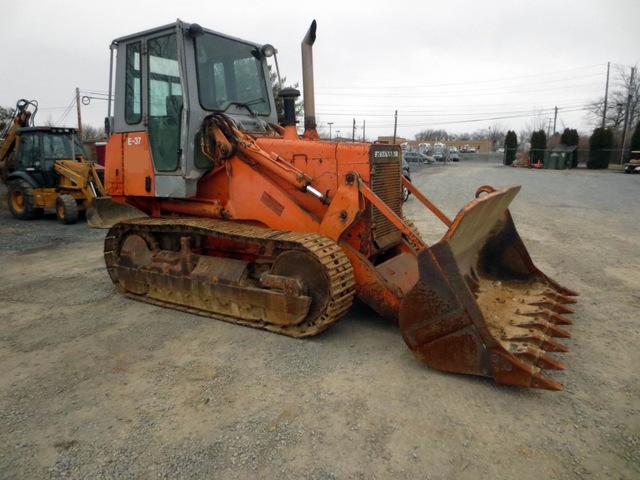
xmin=629 ymin=122 xmax=640 ymax=160
xmin=269 ymin=68 xmax=303 ymax=125
xmin=587 ymin=127 xmax=614 ymax=169
xmin=504 ymin=130 xmax=517 ymax=165
xmin=530 ymin=129 xmax=546 ymax=164
xmin=560 ymin=128 xmax=580 ymax=167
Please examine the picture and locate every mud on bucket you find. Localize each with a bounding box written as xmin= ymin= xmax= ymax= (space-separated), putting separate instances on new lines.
xmin=399 ymin=186 xmax=578 ymax=390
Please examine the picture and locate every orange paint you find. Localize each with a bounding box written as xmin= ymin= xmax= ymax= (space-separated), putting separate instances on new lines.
xmin=122 ymin=132 xmax=154 ymax=197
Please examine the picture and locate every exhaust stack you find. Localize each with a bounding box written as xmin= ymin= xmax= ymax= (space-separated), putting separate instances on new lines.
xmin=301 ymin=20 xmax=319 ymax=140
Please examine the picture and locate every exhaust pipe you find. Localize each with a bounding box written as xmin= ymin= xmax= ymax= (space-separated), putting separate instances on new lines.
xmin=301 ymin=20 xmax=319 ymax=140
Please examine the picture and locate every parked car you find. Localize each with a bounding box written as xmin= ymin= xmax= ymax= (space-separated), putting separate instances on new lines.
xmin=624 ymin=151 xmax=640 ymax=173
xmin=448 ymin=150 xmax=460 ymax=162
xmin=460 ymin=144 xmax=476 ymax=153
xmin=403 ymin=151 xmax=433 ymax=164
xmin=401 ymin=158 xmax=411 ymax=201
xmin=430 ymin=148 xmax=446 ymax=162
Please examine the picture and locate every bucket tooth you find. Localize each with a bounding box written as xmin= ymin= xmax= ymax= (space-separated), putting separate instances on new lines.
xmin=529 ymin=299 xmax=575 ymax=315
xmin=489 ymin=350 xmax=564 ymax=391
xmin=546 ymin=311 xmax=573 ymax=326
xmin=501 ymin=326 xmax=569 ymax=352
xmin=543 ymin=289 xmax=577 ymax=305
xmin=521 ymin=308 xmax=573 ymax=326
xmin=508 ymin=344 xmax=566 ymax=370
xmin=529 ymin=373 xmax=564 ymax=391
xmin=511 ymin=317 xmax=571 ymax=338
xmin=545 ymin=279 xmax=579 ymax=298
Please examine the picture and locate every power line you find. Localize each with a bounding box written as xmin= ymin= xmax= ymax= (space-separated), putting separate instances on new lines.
xmin=55 ymin=96 xmax=77 ymax=126
xmin=318 ymin=63 xmax=607 ymax=91
xmin=318 ymin=74 xmax=604 ymax=96
xmin=315 ymin=81 xmax=603 ymax=99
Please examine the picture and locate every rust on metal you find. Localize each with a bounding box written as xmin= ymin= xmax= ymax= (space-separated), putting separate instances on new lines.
xmin=399 ymin=187 xmax=578 ymax=390
xmin=86 ymin=197 xmax=147 ymax=229
xmin=105 ymin=217 xmax=356 ymax=337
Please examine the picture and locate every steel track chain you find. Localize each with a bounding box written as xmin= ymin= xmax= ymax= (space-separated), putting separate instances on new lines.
xmin=104 ymin=218 xmax=356 ymax=338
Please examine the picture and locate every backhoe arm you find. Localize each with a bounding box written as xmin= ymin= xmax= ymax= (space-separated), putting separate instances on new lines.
xmin=54 ymin=157 xmax=107 ymax=200
xmin=0 ymin=99 xmax=38 ymax=184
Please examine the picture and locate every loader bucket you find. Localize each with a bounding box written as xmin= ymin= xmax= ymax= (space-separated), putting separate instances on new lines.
xmin=399 ymin=186 xmax=578 ymax=390
xmin=86 ymin=197 xmax=147 ymax=229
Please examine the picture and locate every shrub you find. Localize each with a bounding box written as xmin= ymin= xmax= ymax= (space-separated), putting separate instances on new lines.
xmin=587 ymin=128 xmax=614 ymax=169
xmin=561 ymin=128 xmax=580 ymax=167
xmin=504 ymin=130 xmax=517 ymax=165
xmin=629 ymin=122 xmax=640 ymax=160
xmin=530 ymin=129 xmax=546 ymax=165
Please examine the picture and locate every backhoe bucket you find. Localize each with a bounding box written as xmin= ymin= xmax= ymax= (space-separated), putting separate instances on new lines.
xmin=399 ymin=186 xmax=578 ymax=390
xmin=86 ymin=197 xmax=147 ymax=229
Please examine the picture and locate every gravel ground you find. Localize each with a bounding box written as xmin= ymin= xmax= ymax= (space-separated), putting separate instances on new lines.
xmin=0 ymin=155 xmax=638 ymax=479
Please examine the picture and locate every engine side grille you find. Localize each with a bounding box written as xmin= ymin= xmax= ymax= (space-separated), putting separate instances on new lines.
xmin=369 ymin=146 xmax=403 ymax=250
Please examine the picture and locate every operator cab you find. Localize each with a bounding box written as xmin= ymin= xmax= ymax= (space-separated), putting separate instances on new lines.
xmin=108 ymin=20 xmax=278 ymax=198
xmin=13 ymin=127 xmax=86 ymax=188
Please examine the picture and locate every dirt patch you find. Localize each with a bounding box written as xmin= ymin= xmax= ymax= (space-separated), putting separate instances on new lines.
xmin=0 ymin=163 xmax=638 ymax=479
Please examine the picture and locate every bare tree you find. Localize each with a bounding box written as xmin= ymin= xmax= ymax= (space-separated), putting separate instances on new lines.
xmin=82 ymin=123 xmax=106 ymax=141
xmin=470 ymin=128 xmax=489 ymax=140
xmin=487 ymin=122 xmax=506 ymax=149
xmin=0 ymin=105 xmax=15 ymax=132
xmin=415 ymin=129 xmax=450 ymax=141
xmin=520 ymin=109 xmax=547 ymax=146
xmin=584 ymin=64 xmax=639 ymax=130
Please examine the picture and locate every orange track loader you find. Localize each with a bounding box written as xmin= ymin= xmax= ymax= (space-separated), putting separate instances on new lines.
xmin=99 ymin=20 xmax=577 ymax=390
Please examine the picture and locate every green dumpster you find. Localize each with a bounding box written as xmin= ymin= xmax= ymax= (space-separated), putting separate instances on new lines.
xmin=557 ymin=153 xmax=567 ymax=170
xmin=545 ymin=153 xmax=559 ymax=170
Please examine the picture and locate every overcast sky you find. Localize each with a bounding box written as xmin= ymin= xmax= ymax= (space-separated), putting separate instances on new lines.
xmin=2 ymin=0 xmax=639 ymax=140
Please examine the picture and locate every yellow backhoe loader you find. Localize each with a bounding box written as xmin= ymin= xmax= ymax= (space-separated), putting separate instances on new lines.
xmin=0 ymin=99 xmax=140 ymax=226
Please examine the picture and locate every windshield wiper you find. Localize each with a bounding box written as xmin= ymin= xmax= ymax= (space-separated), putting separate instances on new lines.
xmin=223 ymin=97 xmax=266 ymax=116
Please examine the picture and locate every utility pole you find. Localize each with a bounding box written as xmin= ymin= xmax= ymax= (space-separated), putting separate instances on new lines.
xmin=352 ymin=118 xmax=356 ymax=143
xmin=392 ymin=110 xmax=398 ymax=145
xmin=619 ymin=66 xmax=636 ymax=165
xmin=553 ymin=106 xmax=558 ymax=135
xmin=362 ymin=120 xmax=365 ymax=142
xmin=75 ymin=87 xmax=83 ymax=141
xmin=602 ymin=62 xmax=610 ymax=129
xmin=327 ymin=122 xmax=333 ymax=140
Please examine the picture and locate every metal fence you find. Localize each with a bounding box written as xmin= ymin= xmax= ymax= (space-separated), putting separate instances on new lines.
xmin=502 ymin=148 xmax=635 ymax=167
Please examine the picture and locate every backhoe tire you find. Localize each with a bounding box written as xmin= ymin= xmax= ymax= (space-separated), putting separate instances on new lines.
xmin=7 ymin=179 xmax=43 ymax=220
xmin=56 ymin=195 xmax=79 ymax=224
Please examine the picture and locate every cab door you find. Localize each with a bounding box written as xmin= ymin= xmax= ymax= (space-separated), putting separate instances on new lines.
xmin=146 ymin=33 xmax=183 ymax=175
